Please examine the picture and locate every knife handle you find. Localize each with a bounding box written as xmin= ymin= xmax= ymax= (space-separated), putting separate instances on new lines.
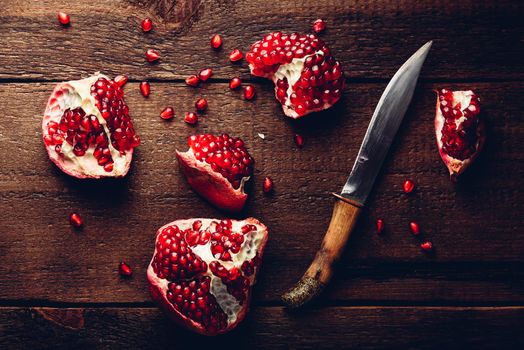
xmin=281 ymin=193 xmax=362 ymax=308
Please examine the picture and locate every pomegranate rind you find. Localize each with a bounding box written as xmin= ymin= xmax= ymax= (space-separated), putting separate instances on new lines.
xmin=147 ymin=218 xmax=268 ymax=336
xmin=42 ymin=74 xmax=134 ymax=179
xmin=176 ymin=149 xmax=248 ymax=212
xmin=434 ymin=90 xmax=485 ymax=180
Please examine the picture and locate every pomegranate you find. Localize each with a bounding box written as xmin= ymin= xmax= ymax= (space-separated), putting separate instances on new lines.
xmin=160 ymin=107 xmax=174 ymax=120
xmin=57 ymin=11 xmax=70 ymax=26
xmin=186 ymin=75 xmax=200 ymax=87
xmin=119 ymin=262 xmax=133 ymax=277
xmin=147 ymin=218 xmax=268 ymax=335
xmin=246 ymin=32 xmax=345 ymax=118
xmin=146 ymin=49 xmax=160 ymax=63
xmin=409 ymin=222 xmax=420 ymax=235
xmin=42 ymin=74 xmax=140 ymax=178
xmin=421 ymin=241 xmax=433 ymax=251
xmin=312 ymin=19 xmax=326 ymax=33
xmin=184 ymin=112 xmax=198 ymax=125
xmin=229 ymin=49 xmax=243 ymax=62
xmin=69 ymin=213 xmax=83 ymax=228
xmin=229 ymin=77 xmax=241 ymax=90
xmin=195 ymin=98 xmax=208 ymax=112
xmin=243 ymin=85 xmax=256 ymax=100
xmin=403 ymin=179 xmax=415 ymax=193
xmin=176 ymin=134 xmax=254 ymax=212
xmin=198 ymin=68 xmax=213 ymax=82
xmin=210 ymin=34 xmax=223 ymax=50
xmin=141 ymin=18 xmax=153 ymax=32
xmin=262 ymin=177 xmax=273 ymax=193
xmin=376 ymin=219 xmax=384 ymax=234
xmin=140 ymin=81 xmax=150 ymax=97
xmin=294 ymin=134 xmax=304 ymax=148
xmin=435 ymin=89 xmax=484 ymax=179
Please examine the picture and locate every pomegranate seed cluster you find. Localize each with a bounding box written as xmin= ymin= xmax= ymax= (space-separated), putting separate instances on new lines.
xmin=438 ymin=89 xmax=481 ymax=160
xmin=188 ymin=134 xmax=254 ymax=189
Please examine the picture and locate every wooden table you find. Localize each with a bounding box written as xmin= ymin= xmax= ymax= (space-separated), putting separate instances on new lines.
xmin=1 ymin=0 xmax=523 ymax=348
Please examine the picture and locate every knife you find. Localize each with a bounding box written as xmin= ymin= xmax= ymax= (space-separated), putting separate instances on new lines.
xmin=281 ymin=41 xmax=433 ymax=308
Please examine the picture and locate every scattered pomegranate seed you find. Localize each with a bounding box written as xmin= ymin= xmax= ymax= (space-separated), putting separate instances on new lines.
xmin=376 ymin=219 xmax=384 ymax=234
xmin=184 ymin=112 xmax=198 ymax=125
xmin=312 ymin=19 xmax=326 ymax=33
xmin=229 ymin=49 xmax=243 ymax=62
xmin=69 ymin=213 xmax=83 ymax=228
xmin=263 ymin=177 xmax=274 ymax=193
xmin=294 ymin=134 xmax=304 ymax=148
xmin=198 ymin=68 xmax=213 ymax=82
xmin=244 ymin=85 xmax=255 ymax=100
xmin=185 ymin=75 xmax=200 ymax=87
xmin=118 ymin=261 xmax=133 ymax=276
xmin=114 ymin=75 xmax=128 ymax=88
xmin=420 ymin=241 xmax=433 ymax=251
xmin=195 ymin=98 xmax=208 ymax=112
xmin=403 ymin=179 xmax=415 ymax=193
xmin=160 ymin=107 xmax=174 ymax=120
xmin=210 ymin=34 xmax=223 ymax=49
xmin=57 ymin=11 xmax=70 ymax=26
xmin=229 ymin=77 xmax=241 ymax=90
xmin=141 ymin=18 xmax=153 ymax=32
xmin=409 ymin=222 xmax=420 ymax=235
xmin=145 ymin=49 xmax=160 ymax=63
xmin=140 ymin=81 xmax=150 ymax=97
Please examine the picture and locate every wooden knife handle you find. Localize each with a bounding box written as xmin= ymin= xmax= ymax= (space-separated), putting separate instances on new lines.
xmin=281 ymin=193 xmax=362 ymax=308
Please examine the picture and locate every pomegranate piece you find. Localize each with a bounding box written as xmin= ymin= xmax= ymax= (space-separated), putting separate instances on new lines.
xmin=69 ymin=213 xmax=83 ymax=228
xmin=262 ymin=177 xmax=273 ymax=193
xmin=210 ymin=34 xmax=223 ymax=50
xmin=229 ymin=49 xmax=243 ymax=62
xmin=294 ymin=134 xmax=304 ymax=148
xmin=420 ymin=241 xmax=433 ymax=251
xmin=195 ymin=98 xmax=208 ymax=112
xmin=409 ymin=222 xmax=420 ymax=235
xmin=229 ymin=77 xmax=241 ymax=90
xmin=141 ymin=18 xmax=153 ymax=32
xmin=312 ymin=19 xmax=326 ymax=33
xmin=176 ymin=134 xmax=254 ymax=211
xmin=246 ymin=32 xmax=345 ymax=118
xmin=403 ymin=179 xmax=415 ymax=193
xmin=148 ymin=218 xmax=268 ymax=335
xmin=184 ymin=112 xmax=198 ymax=125
xmin=114 ymin=75 xmax=128 ymax=88
xmin=160 ymin=107 xmax=174 ymax=120
xmin=198 ymin=68 xmax=213 ymax=82
xmin=243 ymin=85 xmax=256 ymax=100
xmin=42 ymin=74 xmax=139 ymax=178
xmin=146 ymin=49 xmax=160 ymax=62
xmin=57 ymin=11 xmax=70 ymax=26
xmin=376 ymin=219 xmax=384 ymax=234
xmin=435 ymin=89 xmax=484 ymax=179
xmin=119 ymin=262 xmax=133 ymax=277
xmin=185 ymin=75 xmax=200 ymax=87
xmin=140 ymin=81 xmax=150 ymax=97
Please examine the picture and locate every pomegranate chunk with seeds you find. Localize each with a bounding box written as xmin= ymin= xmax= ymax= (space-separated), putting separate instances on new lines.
xmin=42 ymin=74 xmax=139 ymax=178
xmin=148 ymin=218 xmax=268 ymax=335
xmin=246 ymin=31 xmax=345 ymax=118
xmin=176 ymin=134 xmax=254 ymax=211
xmin=435 ymin=89 xmax=484 ymax=179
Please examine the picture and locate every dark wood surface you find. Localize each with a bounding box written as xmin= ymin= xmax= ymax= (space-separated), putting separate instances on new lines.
xmin=0 ymin=0 xmax=523 ymax=348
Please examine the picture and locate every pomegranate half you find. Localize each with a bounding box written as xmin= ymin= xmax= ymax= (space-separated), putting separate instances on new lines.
xmin=147 ymin=218 xmax=268 ymax=335
xmin=435 ymin=89 xmax=484 ymax=179
xmin=42 ymin=74 xmax=140 ymax=178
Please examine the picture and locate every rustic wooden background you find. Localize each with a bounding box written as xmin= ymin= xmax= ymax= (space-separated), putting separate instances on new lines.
xmin=1 ymin=0 xmax=523 ymax=348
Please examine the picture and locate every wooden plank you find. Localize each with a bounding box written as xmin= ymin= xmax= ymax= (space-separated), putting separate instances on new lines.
xmin=1 ymin=306 xmax=523 ymax=348
xmin=0 ymin=81 xmax=522 ymax=303
xmin=0 ymin=0 xmax=522 ymax=81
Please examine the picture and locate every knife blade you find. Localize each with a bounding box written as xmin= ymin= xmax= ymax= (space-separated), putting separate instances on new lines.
xmin=281 ymin=41 xmax=432 ymax=308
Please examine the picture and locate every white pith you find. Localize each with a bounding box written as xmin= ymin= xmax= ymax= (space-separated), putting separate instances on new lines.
xmin=147 ymin=218 xmax=267 ymax=327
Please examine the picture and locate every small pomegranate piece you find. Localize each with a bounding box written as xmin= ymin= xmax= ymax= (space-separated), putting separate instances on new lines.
xmin=246 ymin=32 xmax=345 ymax=118
xmin=141 ymin=18 xmax=153 ymax=32
xmin=262 ymin=177 xmax=273 ymax=193
xmin=294 ymin=134 xmax=304 ymax=148
xmin=198 ymin=68 xmax=213 ymax=82
xmin=243 ymin=85 xmax=256 ymax=100
xmin=119 ymin=262 xmax=133 ymax=276
xmin=195 ymin=98 xmax=208 ymax=112
xmin=376 ymin=219 xmax=384 ymax=234
xmin=403 ymin=179 xmax=415 ymax=193
xmin=42 ymin=74 xmax=139 ymax=178
xmin=57 ymin=11 xmax=70 ymax=26
xmin=140 ymin=81 xmax=150 ymax=97
xmin=420 ymin=241 xmax=433 ymax=251
xmin=410 ymin=222 xmax=420 ymax=235
xmin=146 ymin=49 xmax=160 ymax=62
xmin=160 ymin=107 xmax=174 ymax=120
xmin=229 ymin=77 xmax=241 ymax=90
xmin=148 ymin=218 xmax=268 ymax=335
xmin=184 ymin=112 xmax=198 ymax=125
xmin=176 ymin=134 xmax=254 ymax=211
xmin=229 ymin=49 xmax=243 ymax=62
xmin=185 ymin=75 xmax=200 ymax=87
xmin=69 ymin=213 xmax=83 ymax=228
xmin=210 ymin=34 xmax=223 ymax=49
xmin=312 ymin=19 xmax=326 ymax=33
xmin=114 ymin=75 xmax=128 ymax=88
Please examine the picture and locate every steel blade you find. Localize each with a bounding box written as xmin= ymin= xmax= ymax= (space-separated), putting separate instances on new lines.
xmin=341 ymin=41 xmax=432 ymax=203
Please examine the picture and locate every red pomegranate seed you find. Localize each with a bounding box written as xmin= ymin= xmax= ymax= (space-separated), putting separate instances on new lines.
xmin=118 ymin=261 xmax=133 ymax=276
xmin=195 ymin=98 xmax=208 ymax=112
xmin=312 ymin=19 xmax=326 ymax=33
xmin=114 ymin=75 xmax=128 ymax=88
xmin=184 ymin=112 xmax=198 ymax=125
xmin=57 ymin=11 xmax=70 ymax=26
xmin=409 ymin=222 xmax=420 ymax=235
xmin=294 ymin=134 xmax=304 ymax=148
xmin=229 ymin=77 xmax=241 ymax=90
xmin=420 ymin=241 xmax=433 ymax=251
xmin=160 ymin=107 xmax=174 ymax=120
xmin=140 ymin=81 xmax=150 ymax=97
xmin=198 ymin=68 xmax=213 ymax=82
xmin=263 ymin=177 xmax=274 ymax=193
xmin=229 ymin=49 xmax=243 ymax=62
xmin=145 ymin=49 xmax=160 ymax=63
xmin=403 ymin=179 xmax=415 ymax=193
xmin=210 ymin=34 xmax=223 ymax=49
xmin=376 ymin=219 xmax=384 ymax=234
xmin=141 ymin=18 xmax=153 ymax=32
xmin=69 ymin=213 xmax=83 ymax=228
xmin=243 ymin=85 xmax=255 ymax=100
xmin=185 ymin=75 xmax=200 ymax=87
